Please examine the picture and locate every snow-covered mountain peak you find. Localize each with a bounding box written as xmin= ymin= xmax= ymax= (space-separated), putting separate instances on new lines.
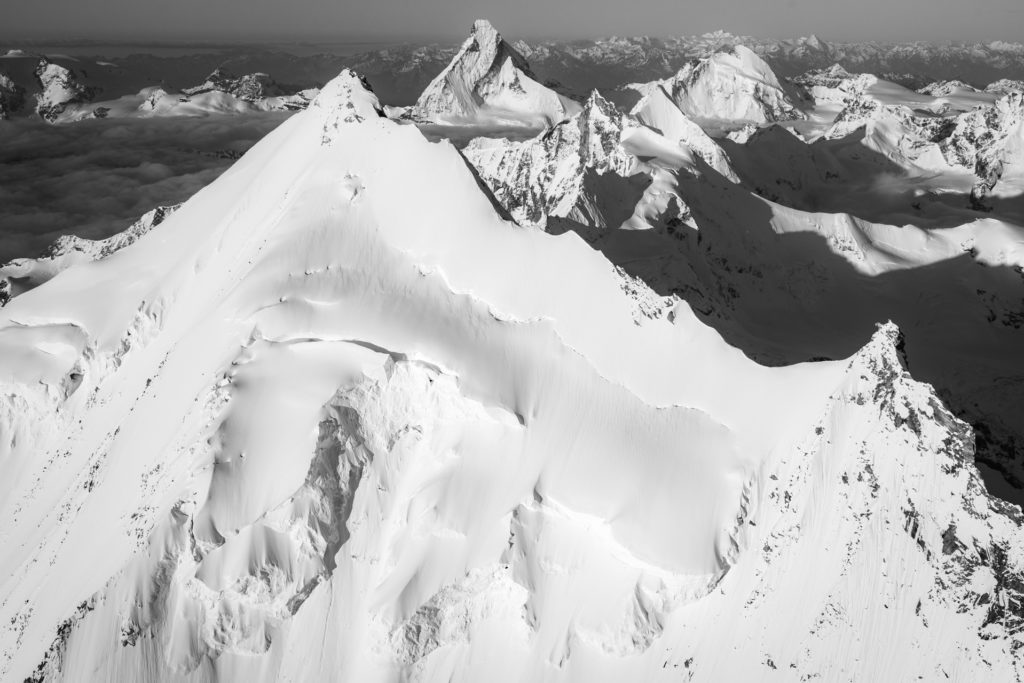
xmin=631 ymin=45 xmax=805 ymax=125
xmin=941 ymin=90 xmax=1024 ymax=197
xmin=468 ymin=18 xmax=503 ymax=52
xmin=311 ymin=69 xmax=384 ymax=141
xmin=183 ymin=68 xmax=285 ymax=102
xmin=630 ymin=84 xmax=739 ymax=180
xmin=790 ymin=63 xmax=857 ymax=90
xmin=408 ymin=19 xmax=580 ymax=126
xmin=461 ymin=91 xmax=638 ymax=227
xmin=986 ymin=79 xmax=1024 ymax=95
xmin=917 ymin=80 xmax=981 ymax=97
xmin=33 ymin=59 xmax=96 ymax=123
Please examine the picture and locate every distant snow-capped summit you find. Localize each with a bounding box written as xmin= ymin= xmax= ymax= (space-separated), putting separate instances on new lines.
xmin=0 ymin=205 xmax=179 ymax=306
xmin=183 ymin=68 xmax=287 ymax=102
xmin=630 ymin=46 xmax=805 ymax=125
xmin=942 ymin=91 xmax=1024 ymax=200
xmin=986 ymin=79 xmax=1024 ymax=95
xmin=33 ymin=59 xmax=97 ymax=122
xmin=409 ymin=19 xmax=580 ymax=126
xmin=917 ymin=80 xmax=980 ymax=97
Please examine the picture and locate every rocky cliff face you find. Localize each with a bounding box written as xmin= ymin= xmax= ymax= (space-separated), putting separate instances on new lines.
xmin=0 ymin=72 xmax=26 ymax=119
xmin=461 ymin=91 xmax=637 ymax=227
xmin=183 ymin=69 xmax=286 ymax=102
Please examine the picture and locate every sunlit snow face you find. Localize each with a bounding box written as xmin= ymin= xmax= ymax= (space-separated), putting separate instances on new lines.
xmin=0 ymin=112 xmax=294 ymax=262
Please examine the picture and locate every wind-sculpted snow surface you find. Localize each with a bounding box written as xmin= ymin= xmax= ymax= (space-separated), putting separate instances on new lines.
xmin=0 ymin=66 xmax=1022 ymax=683
xmin=408 ymin=19 xmax=580 ymax=126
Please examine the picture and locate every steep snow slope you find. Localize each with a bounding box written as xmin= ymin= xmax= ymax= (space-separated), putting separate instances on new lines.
xmin=0 ymin=205 xmax=179 ymax=305
xmin=0 ymin=68 xmax=1021 ymax=683
xmin=407 ymin=20 xmax=580 ymax=126
xmin=629 ymin=46 xmax=804 ymax=126
xmin=630 ymin=85 xmax=739 ymax=181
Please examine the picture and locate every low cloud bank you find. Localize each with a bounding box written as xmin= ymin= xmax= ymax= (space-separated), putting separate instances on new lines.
xmin=0 ymin=112 xmax=294 ymax=262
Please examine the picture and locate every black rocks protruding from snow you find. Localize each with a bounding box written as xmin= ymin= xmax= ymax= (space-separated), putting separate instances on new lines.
xmin=33 ymin=59 xmax=97 ymax=123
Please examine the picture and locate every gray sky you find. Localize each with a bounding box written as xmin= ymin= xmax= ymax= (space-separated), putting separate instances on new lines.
xmin=4 ymin=0 xmax=1024 ymax=43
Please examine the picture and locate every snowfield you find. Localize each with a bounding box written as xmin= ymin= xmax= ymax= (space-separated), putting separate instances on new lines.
xmin=0 ymin=20 xmax=1023 ymax=683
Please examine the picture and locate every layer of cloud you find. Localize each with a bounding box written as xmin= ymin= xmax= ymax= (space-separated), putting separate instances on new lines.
xmin=0 ymin=112 xmax=294 ymax=263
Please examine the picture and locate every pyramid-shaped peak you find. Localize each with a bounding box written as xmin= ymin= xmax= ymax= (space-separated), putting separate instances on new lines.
xmin=311 ymin=69 xmax=384 ymax=140
xmin=652 ymin=44 xmax=804 ymax=123
xmin=716 ymin=45 xmax=778 ymax=77
xmin=471 ymin=19 xmax=501 ymax=43
xmin=409 ymin=19 xmax=577 ymax=125
xmin=457 ymin=19 xmax=531 ymax=74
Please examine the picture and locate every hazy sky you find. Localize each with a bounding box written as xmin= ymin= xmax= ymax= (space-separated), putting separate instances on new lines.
xmin=4 ymin=0 xmax=1024 ymax=43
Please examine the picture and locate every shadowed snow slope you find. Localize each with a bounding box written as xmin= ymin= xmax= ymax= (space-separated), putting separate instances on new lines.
xmin=0 ymin=69 xmax=1022 ymax=683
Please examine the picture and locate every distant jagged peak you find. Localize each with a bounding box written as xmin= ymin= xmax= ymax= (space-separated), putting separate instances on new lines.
xmin=0 ymin=204 xmax=179 ymax=306
xmin=183 ymin=67 xmax=284 ymax=102
xmin=578 ymin=89 xmax=630 ymax=132
xmin=33 ymin=58 xmax=96 ymax=123
xmin=574 ymin=90 xmax=638 ymax=168
xmin=800 ymin=34 xmax=826 ymax=50
xmin=986 ymin=79 xmax=1024 ymax=95
xmin=312 ymin=69 xmax=385 ymax=142
xmin=917 ymin=80 xmax=981 ymax=97
xmin=409 ymin=18 xmax=579 ymax=126
xmin=823 ymin=84 xmax=1022 ymax=201
xmin=632 ymin=45 xmax=805 ymax=124
xmin=790 ymin=64 xmax=871 ymax=106
xmin=790 ymin=63 xmax=857 ymax=89
xmin=460 ymin=91 xmax=639 ymax=228
xmin=941 ymin=90 xmax=1024 ymax=199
